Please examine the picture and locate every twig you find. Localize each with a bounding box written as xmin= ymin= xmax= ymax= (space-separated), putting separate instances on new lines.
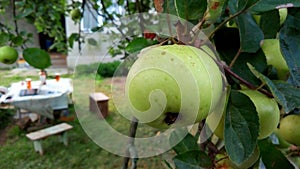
xmin=100 ymin=0 xmax=130 ymax=42
xmin=229 ymin=47 xmax=242 ymax=68
xmin=207 ymin=1 xmax=260 ymax=40
xmin=136 ymin=0 xmax=145 ymax=33
xmin=12 ymin=0 xmax=25 ymax=49
xmin=222 ymin=64 xmax=273 ymax=98
xmin=122 ymin=117 xmax=139 ymax=169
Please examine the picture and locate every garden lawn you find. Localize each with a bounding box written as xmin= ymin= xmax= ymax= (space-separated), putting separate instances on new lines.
xmin=0 ymin=68 xmax=167 ymax=169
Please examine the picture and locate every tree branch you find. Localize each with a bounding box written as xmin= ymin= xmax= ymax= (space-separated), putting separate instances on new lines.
xmin=207 ymin=1 xmax=260 ymax=40
xmin=100 ymin=0 xmax=129 ymax=41
xmin=122 ymin=117 xmax=139 ymax=169
xmin=223 ymin=64 xmax=273 ymax=98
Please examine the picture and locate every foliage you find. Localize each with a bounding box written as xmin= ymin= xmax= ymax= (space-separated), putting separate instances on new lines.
xmin=1 ymin=0 xmax=300 ymax=168
xmin=75 ymin=61 xmax=129 ymax=78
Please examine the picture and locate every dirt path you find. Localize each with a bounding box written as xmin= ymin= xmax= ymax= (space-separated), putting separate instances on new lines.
xmin=0 ymin=126 xmax=10 ymax=145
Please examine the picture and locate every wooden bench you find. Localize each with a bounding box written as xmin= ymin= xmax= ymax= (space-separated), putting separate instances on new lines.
xmin=26 ymin=123 xmax=73 ymax=155
xmin=89 ymin=92 xmax=109 ymax=119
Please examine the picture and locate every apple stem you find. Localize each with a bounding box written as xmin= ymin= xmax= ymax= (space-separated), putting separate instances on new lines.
xmin=198 ymin=120 xmax=221 ymax=164
xmin=123 ymin=117 xmax=139 ymax=169
xmin=222 ymin=63 xmax=274 ymax=98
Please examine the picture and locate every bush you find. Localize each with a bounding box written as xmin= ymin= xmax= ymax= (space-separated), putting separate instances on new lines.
xmin=75 ymin=61 xmax=129 ymax=78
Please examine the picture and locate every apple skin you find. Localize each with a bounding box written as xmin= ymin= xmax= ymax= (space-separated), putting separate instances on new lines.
xmin=125 ymin=44 xmax=224 ymax=129
xmin=239 ymin=90 xmax=280 ymax=139
xmin=274 ymin=128 xmax=291 ymax=149
xmin=277 ymin=114 xmax=300 ymax=146
xmin=261 ymin=39 xmax=289 ymax=80
xmin=0 ymin=46 xmax=18 ymax=64
xmin=207 ymin=90 xmax=280 ymax=140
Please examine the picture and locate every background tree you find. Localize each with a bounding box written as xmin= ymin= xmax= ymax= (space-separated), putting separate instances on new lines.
xmin=1 ymin=0 xmax=300 ymax=168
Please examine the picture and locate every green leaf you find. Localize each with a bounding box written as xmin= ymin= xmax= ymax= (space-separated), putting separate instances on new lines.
xmin=12 ymin=36 xmax=24 ymax=46
xmin=125 ymin=37 xmax=156 ymax=54
xmin=247 ymin=64 xmax=289 ymax=112
xmin=237 ymin=12 xmax=264 ymax=53
xmin=173 ymin=150 xmax=212 ymax=169
xmin=224 ymin=90 xmax=259 ymax=165
xmin=163 ymin=0 xmax=207 ymax=23
xmin=15 ymin=8 xmax=34 ymax=19
xmin=23 ymin=48 xmax=51 ymax=69
xmin=259 ymin=139 xmax=294 ymax=169
xmin=87 ymin=38 xmax=98 ymax=46
xmin=0 ymin=33 xmax=9 ymax=45
xmin=204 ymin=0 xmax=226 ymax=24
xmin=214 ymin=28 xmax=267 ymax=85
xmin=68 ymin=33 xmax=79 ymax=48
xmin=252 ymin=0 xmax=300 ymax=13
xmin=279 ymin=14 xmax=300 ymax=87
xmin=228 ymin=0 xmax=264 ymax=53
xmin=260 ymin=10 xmax=280 ymax=39
xmin=238 ymin=0 xmax=260 ymax=10
xmin=169 ymin=128 xmax=198 ymax=154
xmin=273 ymin=81 xmax=300 ymax=111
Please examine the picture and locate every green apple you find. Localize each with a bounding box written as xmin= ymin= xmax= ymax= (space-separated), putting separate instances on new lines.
xmin=274 ymin=128 xmax=291 ymax=149
xmin=253 ymin=14 xmax=261 ymax=25
xmin=206 ymin=108 xmax=225 ymax=139
xmin=240 ymin=90 xmax=280 ymax=139
xmin=207 ymin=90 xmax=280 ymax=140
xmin=0 ymin=46 xmax=18 ymax=64
xmin=125 ymin=44 xmax=225 ymax=129
xmin=261 ymin=39 xmax=289 ymax=80
xmin=277 ymin=114 xmax=300 ymax=146
xmin=279 ymin=8 xmax=287 ymax=25
xmin=70 ymin=8 xmax=81 ymax=21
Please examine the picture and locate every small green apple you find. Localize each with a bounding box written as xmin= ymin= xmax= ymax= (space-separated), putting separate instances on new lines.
xmin=206 ymin=108 xmax=225 ymax=139
xmin=240 ymin=90 xmax=280 ymax=139
xmin=274 ymin=128 xmax=291 ymax=149
xmin=207 ymin=90 xmax=280 ymax=140
xmin=277 ymin=114 xmax=300 ymax=146
xmin=279 ymin=8 xmax=287 ymax=25
xmin=253 ymin=14 xmax=261 ymax=25
xmin=125 ymin=44 xmax=224 ymax=129
xmin=0 ymin=46 xmax=18 ymax=64
xmin=70 ymin=8 xmax=81 ymax=21
xmin=261 ymin=39 xmax=289 ymax=80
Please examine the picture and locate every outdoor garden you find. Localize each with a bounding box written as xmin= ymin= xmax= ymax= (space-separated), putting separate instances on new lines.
xmin=0 ymin=0 xmax=300 ymax=169
xmin=0 ymin=62 xmax=166 ymax=169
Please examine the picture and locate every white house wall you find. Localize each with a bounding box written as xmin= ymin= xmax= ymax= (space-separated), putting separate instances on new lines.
xmin=66 ymin=0 xmax=122 ymax=69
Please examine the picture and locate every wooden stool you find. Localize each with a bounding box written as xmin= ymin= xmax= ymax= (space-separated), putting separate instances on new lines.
xmin=89 ymin=92 xmax=109 ymax=119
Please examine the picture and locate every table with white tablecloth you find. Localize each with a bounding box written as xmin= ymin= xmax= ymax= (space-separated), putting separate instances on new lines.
xmin=0 ymin=78 xmax=73 ymax=119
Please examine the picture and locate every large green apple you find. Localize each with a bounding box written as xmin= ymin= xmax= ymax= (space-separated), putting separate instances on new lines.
xmin=207 ymin=90 xmax=280 ymax=140
xmin=125 ymin=44 xmax=225 ymax=129
xmin=0 ymin=46 xmax=18 ymax=64
xmin=261 ymin=39 xmax=289 ymax=80
xmin=277 ymin=114 xmax=300 ymax=146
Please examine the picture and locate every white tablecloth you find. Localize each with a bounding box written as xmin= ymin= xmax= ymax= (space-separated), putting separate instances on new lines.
xmin=0 ymin=78 xmax=73 ymax=119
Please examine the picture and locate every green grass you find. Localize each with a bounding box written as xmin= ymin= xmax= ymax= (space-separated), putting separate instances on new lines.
xmin=0 ymin=68 xmax=168 ymax=169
